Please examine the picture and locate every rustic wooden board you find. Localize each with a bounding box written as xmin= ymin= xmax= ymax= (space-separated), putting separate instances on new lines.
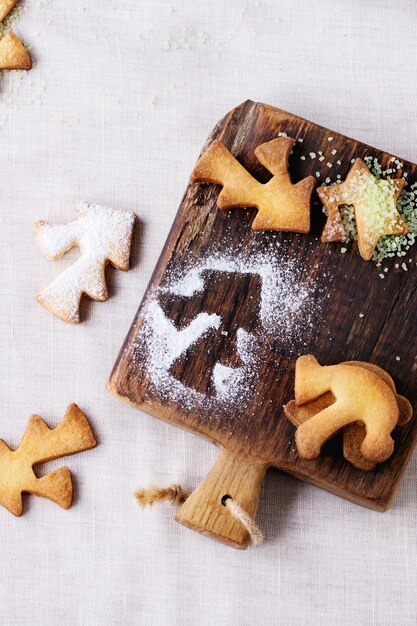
xmin=108 ymin=100 xmax=417 ymax=548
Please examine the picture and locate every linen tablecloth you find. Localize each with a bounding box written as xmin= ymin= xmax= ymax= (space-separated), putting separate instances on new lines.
xmin=0 ymin=1 xmax=416 ymax=624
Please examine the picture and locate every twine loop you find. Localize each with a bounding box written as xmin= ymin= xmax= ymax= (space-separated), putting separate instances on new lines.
xmin=136 ymin=484 xmax=264 ymax=546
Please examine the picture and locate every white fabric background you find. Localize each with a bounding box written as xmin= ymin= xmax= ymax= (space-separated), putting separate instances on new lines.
xmin=0 ymin=1 xmax=416 ymax=624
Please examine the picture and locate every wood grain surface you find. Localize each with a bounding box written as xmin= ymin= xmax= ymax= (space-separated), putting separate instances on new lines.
xmin=108 ymin=100 xmax=417 ymax=547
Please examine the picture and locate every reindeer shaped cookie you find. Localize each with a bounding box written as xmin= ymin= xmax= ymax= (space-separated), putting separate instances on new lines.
xmin=192 ymin=137 xmax=315 ymax=233
xmin=35 ymin=203 xmax=136 ymax=323
xmin=285 ymin=361 xmax=412 ymax=470
xmin=291 ymin=355 xmax=399 ymax=463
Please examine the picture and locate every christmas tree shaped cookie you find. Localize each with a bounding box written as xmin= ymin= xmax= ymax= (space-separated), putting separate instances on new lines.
xmin=35 ymin=203 xmax=136 ymax=323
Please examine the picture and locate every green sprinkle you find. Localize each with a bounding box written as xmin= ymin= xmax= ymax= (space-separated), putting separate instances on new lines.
xmin=373 ymin=184 xmax=417 ymax=262
xmin=335 ymin=157 xmax=417 ymax=268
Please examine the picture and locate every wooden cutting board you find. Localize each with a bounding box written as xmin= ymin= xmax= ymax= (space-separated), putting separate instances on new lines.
xmin=108 ymin=100 xmax=417 ymax=548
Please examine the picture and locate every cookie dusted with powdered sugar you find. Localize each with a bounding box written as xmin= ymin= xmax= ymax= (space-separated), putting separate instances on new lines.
xmin=35 ymin=203 xmax=136 ymax=323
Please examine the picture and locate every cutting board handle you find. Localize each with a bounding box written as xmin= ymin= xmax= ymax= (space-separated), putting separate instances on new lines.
xmin=175 ymin=447 xmax=267 ymax=548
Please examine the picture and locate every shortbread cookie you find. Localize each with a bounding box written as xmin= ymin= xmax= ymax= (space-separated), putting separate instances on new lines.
xmin=0 ymin=404 xmax=96 ymax=516
xmin=285 ymin=361 xmax=412 ymax=470
xmin=285 ymin=391 xmax=377 ymax=470
xmin=317 ymin=158 xmax=407 ymax=260
xmin=342 ymin=362 xmax=412 ymax=468
xmin=289 ymin=355 xmax=398 ymax=463
xmin=0 ymin=32 xmax=31 ymax=70
xmin=0 ymin=0 xmax=17 ymax=21
xmin=191 ymin=137 xmax=315 ymax=233
xmin=35 ymin=203 xmax=136 ymax=323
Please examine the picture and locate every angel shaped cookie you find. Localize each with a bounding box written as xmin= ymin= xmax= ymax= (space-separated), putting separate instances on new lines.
xmin=0 ymin=403 xmax=96 ymax=516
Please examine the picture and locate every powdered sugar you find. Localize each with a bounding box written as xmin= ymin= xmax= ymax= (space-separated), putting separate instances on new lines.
xmin=212 ymin=329 xmax=257 ymax=401
xmin=135 ymin=247 xmax=319 ymax=414
xmin=139 ymin=298 xmax=258 ymax=409
xmin=137 ymin=297 xmax=260 ymax=412
xmin=164 ymin=251 xmax=309 ymax=330
xmin=144 ymin=299 xmax=221 ymax=378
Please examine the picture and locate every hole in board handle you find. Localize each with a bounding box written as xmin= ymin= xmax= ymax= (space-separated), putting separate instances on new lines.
xmin=221 ymin=494 xmax=231 ymax=506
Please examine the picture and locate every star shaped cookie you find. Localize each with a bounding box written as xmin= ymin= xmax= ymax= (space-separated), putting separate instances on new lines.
xmin=317 ymin=158 xmax=408 ymax=260
xmin=192 ymin=137 xmax=315 ymax=233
